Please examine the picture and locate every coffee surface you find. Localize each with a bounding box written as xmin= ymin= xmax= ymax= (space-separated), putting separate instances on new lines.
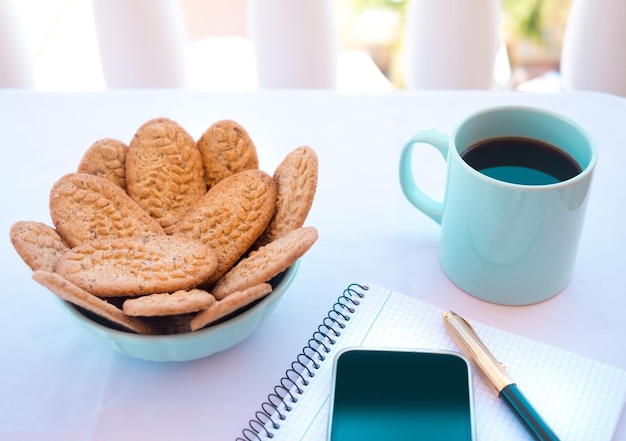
xmin=461 ymin=137 xmax=582 ymax=185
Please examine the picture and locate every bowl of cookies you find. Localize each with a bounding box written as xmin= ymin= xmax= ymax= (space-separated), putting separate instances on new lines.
xmin=10 ymin=118 xmax=319 ymax=362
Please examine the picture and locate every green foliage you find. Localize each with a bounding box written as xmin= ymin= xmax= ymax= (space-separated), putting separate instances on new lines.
xmin=503 ymin=0 xmax=543 ymax=41
xmin=502 ymin=0 xmax=571 ymax=43
xmin=351 ymin=0 xmax=406 ymax=13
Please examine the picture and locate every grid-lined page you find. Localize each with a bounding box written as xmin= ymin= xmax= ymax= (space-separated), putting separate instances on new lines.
xmin=251 ymin=284 xmax=626 ymax=441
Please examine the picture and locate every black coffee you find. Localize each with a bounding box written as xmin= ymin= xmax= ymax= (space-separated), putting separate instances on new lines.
xmin=461 ymin=137 xmax=582 ymax=185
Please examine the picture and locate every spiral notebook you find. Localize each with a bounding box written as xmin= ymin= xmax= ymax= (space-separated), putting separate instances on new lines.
xmin=237 ymin=283 xmax=626 ymax=441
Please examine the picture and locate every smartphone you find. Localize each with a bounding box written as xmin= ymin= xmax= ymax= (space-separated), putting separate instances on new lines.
xmin=328 ymin=348 xmax=475 ymax=441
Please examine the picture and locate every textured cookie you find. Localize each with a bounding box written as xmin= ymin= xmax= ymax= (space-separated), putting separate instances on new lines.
xmin=255 ymin=146 xmax=318 ymax=247
xmin=211 ymin=226 xmax=318 ymax=300
xmin=170 ymin=169 xmax=277 ymax=285
xmin=196 ymin=119 xmax=259 ymax=189
xmin=54 ymin=235 xmax=219 ymax=297
xmin=123 ymin=289 xmax=216 ymax=317
xmin=10 ymin=221 xmax=70 ymax=272
xmin=126 ymin=118 xmax=207 ymax=233
xmin=189 ymin=283 xmax=272 ymax=331
xmin=49 ymin=173 xmax=165 ymax=248
xmin=77 ymin=138 xmax=128 ymax=190
xmin=32 ymin=270 xmax=157 ymax=335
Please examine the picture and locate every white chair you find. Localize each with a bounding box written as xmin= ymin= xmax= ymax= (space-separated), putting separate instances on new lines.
xmin=560 ymin=0 xmax=626 ymax=97
xmin=91 ymin=0 xmax=187 ymax=88
xmin=0 ymin=0 xmax=35 ymax=88
xmin=248 ymin=0 xmax=339 ymax=89
xmin=403 ymin=0 xmax=500 ymax=89
xmin=182 ymin=0 xmax=257 ymax=91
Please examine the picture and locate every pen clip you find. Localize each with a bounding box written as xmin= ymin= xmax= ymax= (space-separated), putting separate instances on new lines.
xmin=443 ymin=310 xmax=515 ymax=394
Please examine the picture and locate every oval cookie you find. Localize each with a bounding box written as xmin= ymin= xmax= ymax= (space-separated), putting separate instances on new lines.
xmin=123 ymin=289 xmax=216 ymax=317
xmin=49 ymin=173 xmax=165 ymax=248
xmin=126 ymin=118 xmax=207 ymax=233
xmin=255 ymin=146 xmax=318 ymax=247
xmin=196 ymin=119 xmax=259 ymax=189
xmin=10 ymin=221 xmax=70 ymax=272
xmin=170 ymin=169 xmax=277 ymax=285
xmin=32 ymin=270 xmax=157 ymax=335
xmin=77 ymin=138 xmax=128 ymax=190
xmin=54 ymin=235 xmax=218 ymax=297
xmin=212 ymin=226 xmax=318 ymax=300
xmin=190 ymin=283 xmax=272 ymax=331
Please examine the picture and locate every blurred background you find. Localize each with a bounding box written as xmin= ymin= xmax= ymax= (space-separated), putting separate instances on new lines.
xmin=341 ymin=0 xmax=571 ymax=91
xmin=5 ymin=0 xmax=574 ymax=92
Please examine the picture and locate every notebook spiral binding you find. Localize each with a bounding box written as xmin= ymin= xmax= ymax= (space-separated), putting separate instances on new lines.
xmin=236 ymin=283 xmax=369 ymax=441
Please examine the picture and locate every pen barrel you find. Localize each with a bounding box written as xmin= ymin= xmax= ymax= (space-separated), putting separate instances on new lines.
xmin=442 ymin=311 xmax=514 ymax=393
xmin=500 ymin=384 xmax=560 ymax=441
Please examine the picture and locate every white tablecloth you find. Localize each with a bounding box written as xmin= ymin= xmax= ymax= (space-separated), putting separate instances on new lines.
xmin=1 ymin=90 xmax=624 ymax=440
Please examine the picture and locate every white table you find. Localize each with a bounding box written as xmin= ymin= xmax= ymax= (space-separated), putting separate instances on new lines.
xmin=1 ymin=90 xmax=624 ymax=440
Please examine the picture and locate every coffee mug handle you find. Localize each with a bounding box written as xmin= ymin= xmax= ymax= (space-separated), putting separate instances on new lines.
xmin=399 ymin=129 xmax=449 ymax=225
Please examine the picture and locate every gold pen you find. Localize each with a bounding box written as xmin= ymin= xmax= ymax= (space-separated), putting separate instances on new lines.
xmin=442 ymin=311 xmax=560 ymax=441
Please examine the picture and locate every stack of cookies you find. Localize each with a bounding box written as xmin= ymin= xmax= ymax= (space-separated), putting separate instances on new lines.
xmin=10 ymin=118 xmax=319 ymax=335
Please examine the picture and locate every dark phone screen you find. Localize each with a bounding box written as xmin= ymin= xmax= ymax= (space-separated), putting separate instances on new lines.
xmin=329 ymin=349 xmax=474 ymax=441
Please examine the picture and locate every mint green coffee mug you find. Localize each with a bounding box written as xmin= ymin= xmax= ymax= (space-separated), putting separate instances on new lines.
xmin=399 ymin=106 xmax=596 ymax=305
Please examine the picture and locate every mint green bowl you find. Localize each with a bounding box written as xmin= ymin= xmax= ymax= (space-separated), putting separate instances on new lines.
xmin=56 ymin=261 xmax=299 ymax=362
